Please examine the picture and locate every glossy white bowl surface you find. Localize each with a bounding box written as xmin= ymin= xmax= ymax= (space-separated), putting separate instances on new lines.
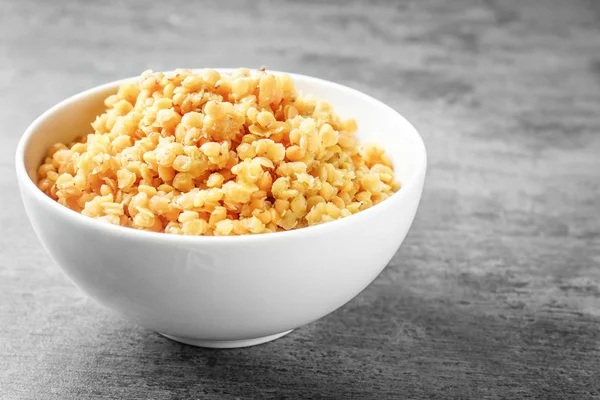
xmin=15 ymin=69 xmax=427 ymax=348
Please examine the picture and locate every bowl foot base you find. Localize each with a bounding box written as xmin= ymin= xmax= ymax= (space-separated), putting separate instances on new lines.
xmin=158 ymin=329 xmax=293 ymax=349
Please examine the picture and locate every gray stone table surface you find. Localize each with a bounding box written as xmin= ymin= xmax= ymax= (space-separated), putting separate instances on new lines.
xmin=1 ymin=0 xmax=600 ymax=398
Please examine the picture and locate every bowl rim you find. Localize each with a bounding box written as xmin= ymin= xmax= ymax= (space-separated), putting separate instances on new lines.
xmin=15 ymin=68 xmax=427 ymax=243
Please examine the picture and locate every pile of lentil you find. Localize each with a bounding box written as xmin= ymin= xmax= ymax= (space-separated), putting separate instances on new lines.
xmin=37 ymin=68 xmax=399 ymax=236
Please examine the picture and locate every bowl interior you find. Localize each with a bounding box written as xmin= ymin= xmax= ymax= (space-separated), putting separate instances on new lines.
xmin=21 ymin=70 xmax=425 ymax=192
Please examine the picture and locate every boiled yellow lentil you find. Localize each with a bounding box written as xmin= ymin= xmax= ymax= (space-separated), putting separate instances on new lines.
xmin=37 ymin=68 xmax=400 ymax=236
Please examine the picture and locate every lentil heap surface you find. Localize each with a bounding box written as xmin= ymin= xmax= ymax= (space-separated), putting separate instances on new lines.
xmin=37 ymin=68 xmax=399 ymax=236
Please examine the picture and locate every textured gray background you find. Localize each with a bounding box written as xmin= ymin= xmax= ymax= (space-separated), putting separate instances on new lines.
xmin=1 ymin=0 xmax=600 ymax=399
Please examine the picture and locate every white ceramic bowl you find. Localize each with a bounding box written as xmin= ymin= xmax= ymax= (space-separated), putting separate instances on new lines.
xmin=16 ymin=69 xmax=427 ymax=348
